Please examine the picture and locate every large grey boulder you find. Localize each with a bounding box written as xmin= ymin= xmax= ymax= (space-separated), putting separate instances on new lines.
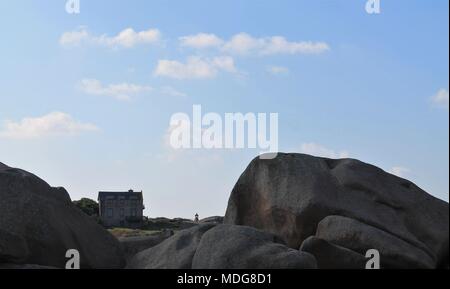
xmin=192 ymin=225 xmax=317 ymax=269
xmin=0 ymin=230 xmax=28 ymax=263
xmin=224 ymin=153 xmax=449 ymax=269
xmin=126 ymin=224 xmax=216 ymax=269
xmin=0 ymin=162 xmax=125 ymax=269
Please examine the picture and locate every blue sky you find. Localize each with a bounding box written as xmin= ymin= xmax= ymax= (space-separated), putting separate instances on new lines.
xmin=0 ymin=0 xmax=448 ymax=218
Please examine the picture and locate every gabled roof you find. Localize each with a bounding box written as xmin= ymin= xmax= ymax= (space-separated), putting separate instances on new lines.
xmin=98 ymin=190 xmax=143 ymax=200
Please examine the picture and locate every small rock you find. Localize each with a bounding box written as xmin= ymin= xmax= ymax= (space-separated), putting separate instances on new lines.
xmin=300 ymin=236 xmax=366 ymax=269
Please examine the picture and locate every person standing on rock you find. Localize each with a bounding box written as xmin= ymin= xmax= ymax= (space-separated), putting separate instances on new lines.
xmin=195 ymin=213 xmax=199 ymax=223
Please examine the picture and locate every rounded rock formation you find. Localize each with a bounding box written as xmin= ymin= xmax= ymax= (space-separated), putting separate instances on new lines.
xmin=224 ymin=153 xmax=449 ymax=269
xmin=0 ymin=162 xmax=125 ymax=269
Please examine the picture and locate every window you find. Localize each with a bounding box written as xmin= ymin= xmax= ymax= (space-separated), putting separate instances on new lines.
xmin=107 ymin=208 xmax=114 ymax=217
xmin=119 ymin=209 xmax=124 ymax=218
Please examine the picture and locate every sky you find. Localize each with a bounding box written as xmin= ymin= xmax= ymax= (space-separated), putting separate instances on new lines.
xmin=0 ymin=0 xmax=448 ymax=218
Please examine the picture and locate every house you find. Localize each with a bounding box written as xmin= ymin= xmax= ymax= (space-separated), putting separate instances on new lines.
xmin=98 ymin=190 xmax=145 ymax=228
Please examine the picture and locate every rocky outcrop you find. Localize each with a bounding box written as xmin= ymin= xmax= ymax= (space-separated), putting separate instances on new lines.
xmin=119 ymin=230 xmax=174 ymax=262
xmin=315 ymin=216 xmax=435 ymax=268
xmin=192 ymin=225 xmax=317 ymax=269
xmin=224 ymin=153 xmax=449 ymax=269
xmin=2 ymin=153 xmax=448 ymax=270
xmin=0 ymin=162 xmax=125 ymax=269
xmin=144 ymin=217 xmax=197 ymax=231
xmin=199 ymin=216 xmax=224 ymax=224
xmin=126 ymin=223 xmax=316 ymax=269
xmin=126 ymin=224 xmax=215 ymax=269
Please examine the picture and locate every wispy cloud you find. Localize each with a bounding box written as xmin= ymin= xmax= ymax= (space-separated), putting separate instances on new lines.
xmin=60 ymin=27 xmax=161 ymax=48
xmin=299 ymin=142 xmax=350 ymax=159
xmin=389 ymin=166 xmax=411 ymax=178
xmin=225 ymin=33 xmax=330 ymax=55
xmin=59 ymin=27 xmax=89 ymax=46
xmin=267 ymin=66 xmax=289 ymax=75
xmin=160 ymin=86 xmax=187 ymax=97
xmin=79 ymin=79 xmax=152 ymax=101
xmin=154 ymin=56 xmax=236 ymax=79
xmin=179 ymin=33 xmax=224 ymax=49
xmin=0 ymin=112 xmax=98 ymax=139
xmin=179 ymin=32 xmax=330 ymax=56
xmin=431 ymin=88 xmax=449 ymax=110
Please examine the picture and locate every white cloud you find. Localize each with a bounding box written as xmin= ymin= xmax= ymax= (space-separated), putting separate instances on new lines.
xmin=96 ymin=28 xmax=160 ymax=48
xmin=237 ymin=34 xmax=330 ymax=55
xmin=160 ymin=86 xmax=187 ymax=97
xmin=390 ymin=166 xmax=411 ymax=178
xmin=179 ymin=33 xmax=224 ymax=49
xmin=179 ymin=32 xmax=330 ymax=56
xmin=260 ymin=36 xmax=330 ymax=55
xmin=299 ymin=142 xmax=350 ymax=159
xmin=0 ymin=112 xmax=98 ymax=139
xmin=60 ymin=27 xmax=161 ymax=48
xmin=211 ymin=56 xmax=237 ymax=73
xmin=79 ymin=79 xmax=152 ymax=101
xmin=431 ymin=88 xmax=449 ymax=110
xmin=59 ymin=27 xmax=89 ymax=46
xmin=267 ymin=66 xmax=289 ymax=75
xmin=154 ymin=56 xmax=236 ymax=79
xmin=154 ymin=58 xmax=215 ymax=79
xmin=222 ymin=33 xmax=262 ymax=55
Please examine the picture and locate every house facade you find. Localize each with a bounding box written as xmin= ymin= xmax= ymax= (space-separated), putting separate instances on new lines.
xmin=98 ymin=190 xmax=144 ymax=228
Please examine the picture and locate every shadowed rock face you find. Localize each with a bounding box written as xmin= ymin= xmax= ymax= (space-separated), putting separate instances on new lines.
xmin=224 ymin=153 xmax=449 ymax=269
xmin=126 ymin=224 xmax=216 ymax=269
xmin=0 ymin=263 xmax=58 ymax=269
xmin=0 ymin=162 xmax=125 ymax=269
xmin=119 ymin=230 xmax=174 ymax=262
xmin=300 ymin=236 xmax=366 ymax=269
xmin=192 ymin=225 xmax=317 ymax=269
xmin=126 ymin=223 xmax=316 ymax=269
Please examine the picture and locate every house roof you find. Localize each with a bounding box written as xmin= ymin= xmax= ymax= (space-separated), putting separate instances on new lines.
xmin=98 ymin=190 xmax=143 ymax=200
